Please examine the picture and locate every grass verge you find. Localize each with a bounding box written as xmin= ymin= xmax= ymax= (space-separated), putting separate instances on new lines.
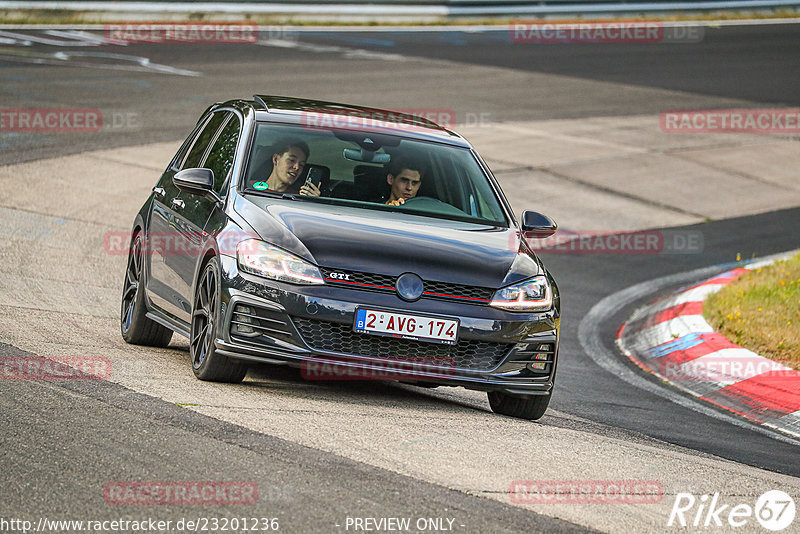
xmin=704 ymin=253 xmax=800 ymax=370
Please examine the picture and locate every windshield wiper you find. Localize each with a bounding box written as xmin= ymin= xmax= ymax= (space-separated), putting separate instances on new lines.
xmin=244 ymin=190 xmax=315 ymax=201
xmin=281 ymin=194 xmax=332 ymax=204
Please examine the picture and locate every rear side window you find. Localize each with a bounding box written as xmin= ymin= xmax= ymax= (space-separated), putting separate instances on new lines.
xmin=202 ymin=114 xmax=241 ymax=194
xmin=182 ymin=112 xmax=229 ymax=170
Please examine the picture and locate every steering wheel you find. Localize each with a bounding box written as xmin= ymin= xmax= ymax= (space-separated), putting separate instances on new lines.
xmin=397 ymin=196 xmax=467 ymax=216
xmin=399 ymin=196 xmax=436 ymax=207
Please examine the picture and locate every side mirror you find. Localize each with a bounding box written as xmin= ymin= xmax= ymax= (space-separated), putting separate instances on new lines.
xmin=173 ymin=168 xmax=214 ymax=194
xmin=521 ymin=210 xmax=557 ymax=238
xmin=173 ymin=168 xmax=223 ymax=205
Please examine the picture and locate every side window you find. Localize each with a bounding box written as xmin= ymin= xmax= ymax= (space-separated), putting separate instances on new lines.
xmin=169 ymin=125 xmax=202 ymax=171
xmin=202 ymin=114 xmax=240 ymax=194
xmin=182 ymin=112 xmax=229 ymax=170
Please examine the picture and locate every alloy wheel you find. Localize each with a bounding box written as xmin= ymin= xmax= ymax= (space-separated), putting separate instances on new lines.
xmin=191 ymin=263 xmax=218 ymax=368
xmin=121 ymin=234 xmax=143 ymax=333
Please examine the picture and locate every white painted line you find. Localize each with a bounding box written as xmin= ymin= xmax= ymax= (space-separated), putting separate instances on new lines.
xmin=0 ymin=50 xmax=200 ymax=76
xmin=46 ymin=28 xmax=128 ymax=46
xmin=0 ymin=29 xmax=101 ymax=46
xmin=775 ymin=409 xmax=800 ymax=433
xmin=673 ymin=379 xmax=737 ymax=397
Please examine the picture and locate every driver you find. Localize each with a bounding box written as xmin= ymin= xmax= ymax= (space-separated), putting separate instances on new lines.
xmin=262 ymin=138 xmax=321 ymax=196
xmin=385 ymin=156 xmax=424 ymax=206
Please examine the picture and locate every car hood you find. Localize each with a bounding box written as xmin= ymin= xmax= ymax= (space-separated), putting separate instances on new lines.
xmin=234 ymin=194 xmax=541 ymax=288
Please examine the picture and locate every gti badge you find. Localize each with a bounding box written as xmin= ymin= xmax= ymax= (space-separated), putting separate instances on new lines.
xmin=396 ymin=273 xmax=424 ymax=301
xmin=329 ymin=272 xmax=351 ymax=281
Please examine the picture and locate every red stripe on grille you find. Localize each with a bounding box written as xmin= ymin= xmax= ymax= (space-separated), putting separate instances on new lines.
xmin=325 ymin=279 xmax=394 ymax=290
xmin=324 ymin=276 xmax=489 ymax=303
xmin=423 ymin=291 xmax=489 ymax=302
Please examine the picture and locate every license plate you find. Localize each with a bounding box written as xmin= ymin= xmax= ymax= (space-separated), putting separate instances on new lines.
xmin=354 ymin=308 xmax=459 ymax=345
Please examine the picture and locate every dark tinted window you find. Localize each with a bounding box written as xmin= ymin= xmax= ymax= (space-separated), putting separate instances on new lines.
xmin=182 ymin=112 xmax=228 ymax=170
xmin=169 ymin=121 xmax=204 ymax=171
xmin=203 ymin=114 xmax=240 ymax=194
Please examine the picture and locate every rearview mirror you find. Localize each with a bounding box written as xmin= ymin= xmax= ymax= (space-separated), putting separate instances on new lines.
xmin=343 ymin=148 xmax=391 ymax=164
xmin=521 ymin=210 xmax=557 ymax=238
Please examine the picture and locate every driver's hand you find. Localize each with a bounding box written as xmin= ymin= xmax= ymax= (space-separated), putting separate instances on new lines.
xmin=385 ymin=198 xmax=405 ymax=206
xmin=299 ymin=180 xmax=321 ymax=197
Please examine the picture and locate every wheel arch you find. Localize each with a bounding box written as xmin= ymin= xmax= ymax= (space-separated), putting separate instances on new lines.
xmin=191 ymin=242 xmax=221 ymax=295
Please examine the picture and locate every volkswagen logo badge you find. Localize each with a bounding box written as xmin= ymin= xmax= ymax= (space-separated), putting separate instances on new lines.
xmin=396 ymin=273 xmax=424 ymax=302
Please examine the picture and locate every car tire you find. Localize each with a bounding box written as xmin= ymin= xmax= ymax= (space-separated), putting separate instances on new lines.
xmin=487 ymin=391 xmax=550 ymax=420
xmin=121 ymin=231 xmax=173 ymax=347
xmin=190 ymin=257 xmax=247 ymax=383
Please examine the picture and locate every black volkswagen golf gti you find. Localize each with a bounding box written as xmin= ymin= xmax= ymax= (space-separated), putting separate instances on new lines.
xmin=121 ymin=95 xmax=560 ymax=420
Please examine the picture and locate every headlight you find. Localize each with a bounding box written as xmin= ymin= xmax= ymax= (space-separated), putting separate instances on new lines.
xmin=490 ymin=276 xmax=552 ymax=311
xmin=237 ymin=240 xmax=324 ymax=285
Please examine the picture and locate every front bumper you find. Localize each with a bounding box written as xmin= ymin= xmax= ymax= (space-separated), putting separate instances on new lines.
xmin=214 ymin=256 xmax=559 ymax=396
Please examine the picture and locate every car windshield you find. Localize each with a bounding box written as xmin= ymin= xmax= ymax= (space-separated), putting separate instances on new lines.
xmin=241 ymin=122 xmax=509 ymax=227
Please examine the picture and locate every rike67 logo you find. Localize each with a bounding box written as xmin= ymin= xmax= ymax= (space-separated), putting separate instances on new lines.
xmin=668 ymin=490 xmax=796 ymax=531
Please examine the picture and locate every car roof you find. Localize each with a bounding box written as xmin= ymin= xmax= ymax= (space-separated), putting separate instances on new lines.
xmin=240 ymin=95 xmax=472 ymax=148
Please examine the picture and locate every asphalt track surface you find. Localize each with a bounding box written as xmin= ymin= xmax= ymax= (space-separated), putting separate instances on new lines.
xmin=301 ymin=23 xmax=800 ymax=106
xmin=3 ymin=23 xmax=799 ymax=165
xmin=1 ymin=22 xmax=799 ymax=532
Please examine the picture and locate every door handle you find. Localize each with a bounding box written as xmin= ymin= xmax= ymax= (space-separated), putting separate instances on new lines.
xmin=171 ymin=198 xmax=185 ymax=210
xmin=153 ymin=187 xmax=166 ymax=197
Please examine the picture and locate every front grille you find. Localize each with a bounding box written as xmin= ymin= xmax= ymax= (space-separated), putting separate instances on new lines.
xmin=321 ymin=268 xmax=395 ymax=291
xmin=292 ymin=317 xmax=511 ymax=371
xmin=319 ymin=268 xmax=494 ymax=304
xmin=422 ymin=280 xmax=493 ymax=302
